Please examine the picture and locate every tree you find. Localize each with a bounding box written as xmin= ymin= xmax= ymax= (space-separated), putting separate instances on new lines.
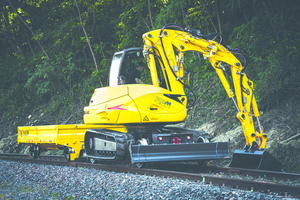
xmin=75 ymin=0 xmax=103 ymax=87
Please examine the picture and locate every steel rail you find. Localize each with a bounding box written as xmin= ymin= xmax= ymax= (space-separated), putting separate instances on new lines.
xmin=3 ymin=153 xmax=298 ymax=181
xmin=0 ymin=153 xmax=64 ymax=159
xmin=207 ymin=166 xmax=300 ymax=181
xmin=0 ymin=155 xmax=299 ymax=197
xmin=151 ymin=162 xmax=300 ymax=181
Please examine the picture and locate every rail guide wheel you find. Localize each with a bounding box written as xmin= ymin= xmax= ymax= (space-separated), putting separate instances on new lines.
xmin=29 ymin=144 xmax=40 ymax=159
xmin=195 ymin=133 xmax=209 ymax=168
xmin=63 ymin=147 xmax=71 ymax=161
xmin=87 ymin=157 xmax=97 ymax=164
xmin=134 ymin=139 xmax=148 ymax=169
xmin=86 ymin=136 xmax=96 ymax=164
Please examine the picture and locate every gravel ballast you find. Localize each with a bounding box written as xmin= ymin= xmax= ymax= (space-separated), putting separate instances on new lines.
xmin=0 ymin=160 xmax=294 ymax=199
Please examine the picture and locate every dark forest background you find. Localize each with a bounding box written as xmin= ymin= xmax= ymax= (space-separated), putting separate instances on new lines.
xmin=0 ymin=0 xmax=299 ymax=172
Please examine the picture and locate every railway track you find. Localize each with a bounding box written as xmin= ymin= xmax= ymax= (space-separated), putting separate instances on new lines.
xmin=1 ymin=153 xmax=299 ymax=197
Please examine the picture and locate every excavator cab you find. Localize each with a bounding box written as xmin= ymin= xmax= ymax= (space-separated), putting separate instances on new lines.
xmin=108 ymin=48 xmax=150 ymax=86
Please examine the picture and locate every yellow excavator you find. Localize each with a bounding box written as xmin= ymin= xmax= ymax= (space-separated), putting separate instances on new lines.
xmin=83 ymin=24 xmax=282 ymax=171
xmin=18 ymin=24 xmax=282 ymax=171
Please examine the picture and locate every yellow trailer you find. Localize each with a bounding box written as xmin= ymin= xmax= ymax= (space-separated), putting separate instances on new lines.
xmin=18 ymin=124 xmax=126 ymax=161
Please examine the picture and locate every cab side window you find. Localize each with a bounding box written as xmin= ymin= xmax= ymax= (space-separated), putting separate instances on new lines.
xmin=119 ymin=50 xmax=151 ymax=85
xmin=155 ymin=56 xmax=167 ymax=89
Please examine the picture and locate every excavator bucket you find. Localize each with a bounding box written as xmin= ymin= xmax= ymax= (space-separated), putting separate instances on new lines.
xmin=130 ymin=141 xmax=231 ymax=164
xmin=229 ymin=150 xmax=282 ymax=171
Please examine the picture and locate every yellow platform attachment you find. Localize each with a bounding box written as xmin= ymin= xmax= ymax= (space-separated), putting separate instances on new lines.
xmin=18 ymin=124 xmax=126 ymax=161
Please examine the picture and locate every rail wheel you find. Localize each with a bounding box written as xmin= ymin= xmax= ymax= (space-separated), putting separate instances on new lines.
xmin=29 ymin=144 xmax=40 ymax=159
xmin=79 ymin=149 xmax=84 ymax=158
xmin=63 ymin=147 xmax=71 ymax=161
xmin=135 ymin=139 xmax=148 ymax=168
xmin=194 ymin=132 xmax=209 ymax=168
xmin=87 ymin=157 xmax=97 ymax=164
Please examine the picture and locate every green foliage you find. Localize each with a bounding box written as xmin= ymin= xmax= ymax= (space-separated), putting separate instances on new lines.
xmin=154 ymin=1 xmax=184 ymax=27
xmin=0 ymin=1 xmax=300 ymax=172
xmin=25 ymin=52 xmax=76 ymax=97
xmin=116 ymin=0 xmax=162 ymax=49
xmin=227 ymin=1 xmax=300 ymax=108
xmin=269 ymin=140 xmax=300 ymax=173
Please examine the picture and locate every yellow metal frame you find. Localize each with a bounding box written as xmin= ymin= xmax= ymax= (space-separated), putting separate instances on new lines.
xmin=18 ymin=124 xmax=127 ymax=161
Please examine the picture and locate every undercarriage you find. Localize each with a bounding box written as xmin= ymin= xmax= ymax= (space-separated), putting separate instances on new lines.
xmin=84 ymin=126 xmax=231 ymax=166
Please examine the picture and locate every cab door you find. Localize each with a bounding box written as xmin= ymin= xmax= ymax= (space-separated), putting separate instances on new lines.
xmin=108 ymin=48 xmax=145 ymax=87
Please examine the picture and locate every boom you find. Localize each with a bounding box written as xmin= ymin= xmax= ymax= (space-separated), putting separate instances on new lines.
xmin=143 ymin=24 xmax=267 ymax=150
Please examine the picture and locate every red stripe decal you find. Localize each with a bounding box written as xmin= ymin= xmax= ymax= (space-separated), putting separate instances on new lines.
xmin=107 ymin=104 xmax=127 ymax=110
